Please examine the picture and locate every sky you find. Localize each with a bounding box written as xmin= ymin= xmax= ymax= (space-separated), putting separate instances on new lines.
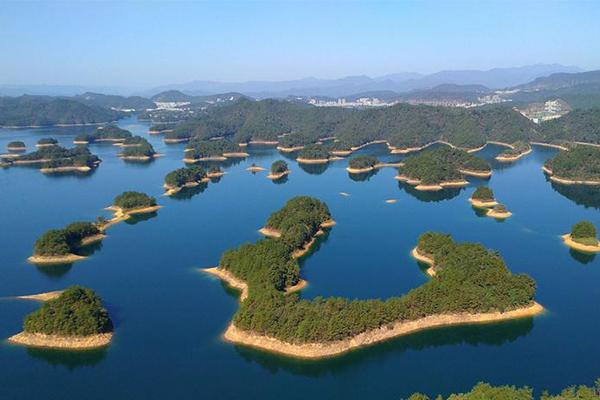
xmin=1 ymin=0 xmax=600 ymax=87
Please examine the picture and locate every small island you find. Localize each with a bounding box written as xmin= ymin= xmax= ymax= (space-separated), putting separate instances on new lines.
xmin=247 ymin=163 xmax=266 ymax=172
xmin=28 ymin=221 xmax=106 ymax=264
xmin=346 ymin=155 xmax=379 ymax=173
xmin=7 ymin=141 xmax=26 ymax=151
xmin=106 ymin=191 xmax=161 ymax=223
xmin=8 ymin=286 xmax=113 ymax=350
xmin=114 ymin=135 xmax=148 ymax=147
xmin=396 ymin=147 xmax=491 ymax=191
xmin=205 ymin=197 xmax=541 ymax=359
xmin=164 ymin=166 xmax=209 ymax=195
xmin=296 ymin=144 xmax=332 ymax=164
xmin=74 ymin=126 xmax=132 ymax=144
xmin=469 ymin=186 xmax=499 ymax=208
xmin=207 ymin=166 xmax=225 ymax=178
xmin=10 ymin=145 xmax=101 ymax=173
xmin=184 ymin=140 xmax=248 ymax=163
xmin=118 ymin=138 xmax=159 ymax=161
xmin=495 ymin=141 xmax=532 ymax=162
xmin=544 ymin=145 xmax=600 ymax=185
xmin=267 ymin=160 xmax=290 ymax=180
xmin=486 ymin=204 xmax=512 ymax=219
xmin=36 ymin=138 xmax=58 ymax=148
xmin=562 ymin=221 xmax=600 ymax=253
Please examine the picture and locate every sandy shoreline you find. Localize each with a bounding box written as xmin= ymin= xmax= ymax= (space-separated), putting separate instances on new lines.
xmin=459 ymin=169 xmax=492 ymax=178
xmin=222 ymin=152 xmax=250 ymax=158
xmin=6 ymin=146 xmax=26 ymax=151
xmin=329 ymin=149 xmax=353 ymax=157
xmin=266 ymin=170 xmax=290 ymax=180
xmin=542 ymin=165 xmax=600 ymax=185
xmin=163 ymin=137 xmax=190 ymax=143
xmin=469 ymin=198 xmax=498 ymax=208
xmin=247 ymin=166 xmax=266 ymax=172
xmin=222 ymin=302 xmax=544 ymax=359
xmin=531 ymin=142 xmax=569 ymax=151
xmin=102 ymin=205 xmax=162 ymax=229
xmin=410 ymin=247 xmax=436 ymax=276
xmin=277 ymin=146 xmax=304 ymax=153
xmin=40 ymin=165 xmax=93 ymax=173
xmin=296 ymin=157 xmax=330 ymax=164
xmin=562 ymin=234 xmax=600 ymax=253
xmin=495 ymin=148 xmax=532 ymax=162
xmin=15 ymin=290 xmax=64 ymax=301
xmin=486 ymin=209 xmax=512 ymax=219
xmin=163 ymin=178 xmax=210 ymax=195
xmin=27 ymin=253 xmax=87 ymax=265
xmin=8 ymin=332 xmax=113 ymax=350
xmin=258 ymin=227 xmax=282 ymax=238
xmin=183 ymin=156 xmax=227 ymax=163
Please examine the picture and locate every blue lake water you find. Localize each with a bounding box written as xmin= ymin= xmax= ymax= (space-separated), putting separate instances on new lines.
xmin=1 ymin=116 xmax=599 ymax=399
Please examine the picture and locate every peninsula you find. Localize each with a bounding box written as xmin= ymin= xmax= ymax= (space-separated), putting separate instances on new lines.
xmin=396 ymin=147 xmax=491 ymax=191
xmin=544 ymin=145 xmax=600 ymax=185
xmin=8 ymin=286 xmax=113 ymax=350
xmin=164 ymin=166 xmax=209 ymax=195
xmin=206 ymin=197 xmax=541 ymax=359
xmin=9 ymin=145 xmax=101 ymax=173
xmin=495 ymin=141 xmax=533 ymax=162
xmin=469 ymin=186 xmax=499 ymax=208
xmin=105 ymin=191 xmax=161 ymax=225
xmin=296 ymin=144 xmax=333 ymax=164
xmin=562 ymin=221 xmax=600 ymax=253
xmin=184 ymin=139 xmax=248 ymax=163
xmin=346 ymin=155 xmax=404 ymax=174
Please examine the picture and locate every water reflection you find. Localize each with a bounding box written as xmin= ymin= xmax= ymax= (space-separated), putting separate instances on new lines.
xmin=27 ymin=347 xmax=108 ymax=370
xmin=169 ymin=182 xmax=209 ymax=201
xmin=271 ymin=175 xmax=289 ymax=185
xmin=124 ymin=212 xmax=158 ymax=226
xmin=569 ymin=248 xmax=597 ymax=264
xmin=298 ymin=162 xmax=329 ymax=175
xmin=348 ymin=170 xmax=378 ymax=182
xmin=234 ymin=317 xmax=534 ymax=377
xmin=550 ymin=181 xmax=600 ymax=210
xmin=397 ymin=182 xmax=463 ymax=202
xmin=34 ymin=264 xmax=73 ymax=279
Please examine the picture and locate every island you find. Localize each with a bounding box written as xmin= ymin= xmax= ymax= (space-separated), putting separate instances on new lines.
xmin=495 ymin=141 xmax=532 ymax=162
xmin=204 ymin=197 xmax=541 ymax=359
xmin=114 ymin=135 xmax=149 ymax=147
xmin=164 ymin=166 xmax=209 ymax=195
xmin=184 ymin=140 xmax=248 ymax=163
xmin=544 ymin=145 xmax=600 ymax=185
xmin=36 ymin=138 xmax=58 ymax=148
xmin=346 ymin=155 xmax=379 ymax=173
xmin=266 ymin=160 xmax=290 ymax=180
xmin=247 ymin=163 xmax=266 ymax=172
xmin=73 ymin=126 xmax=132 ymax=144
xmin=207 ymin=166 xmax=225 ymax=178
xmin=27 ymin=221 xmax=106 ymax=264
xmin=486 ymin=204 xmax=512 ymax=219
xmin=7 ymin=141 xmax=26 ymax=151
xmin=396 ymin=147 xmax=491 ymax=191
xmin=10 ymin=145 xmax=101 ymax=174
xmin=296 ymin=144 xmax=333 ymax=164
xmin=469 ymin=186 xmax=499 ymax=208
xmin=562 ymin=221 xmax=600 ymax=253
xmin=118 ymin=138 xmax=159 ymax=161
xmin=8 ymin=286 xmax=113 ymax=349
xmin=148 ymin=123 xmax=175 ymax=135
xmin=106 ymin=191 xmax=161 ymax=224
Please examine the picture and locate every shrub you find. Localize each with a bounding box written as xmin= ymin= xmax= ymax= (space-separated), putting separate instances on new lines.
xmin=271 ymin=160 xmax=288 ymax=174
xmin=472 ymin=186 xmax=494 ymax=201
xmin=571 ymin=221 xmax=598 ymax=245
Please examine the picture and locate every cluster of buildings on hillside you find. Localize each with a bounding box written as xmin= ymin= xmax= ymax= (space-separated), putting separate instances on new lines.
xmin=516 ymin=99 xmax=571 ymax=123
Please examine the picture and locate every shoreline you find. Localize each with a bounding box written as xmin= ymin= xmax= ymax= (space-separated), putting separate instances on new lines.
xmin=414 ymin=180 xmax=469 ymax=191
xmin=15 ymin=290 xmax=64 ymax=301
xmin=296 ymin=157 xmax=330 ymax=164
xmin=495 ymin=148 xmax=532 ymax=162
xmin=459 ymin=169 xmax=492 ymax=178
xmin=277 ymin=145 xmax=304 ymax=153
xmin=27 ymin=253 xmax=87 ymax=265
xmin=163 ymin=137 xmax=190 ymax=143
xmin=183 ymin=156 xmax=227 ymax=163
xmin=8 ymin=331 xmax=113 ymax=350
xmin=486 ymin=209 xmax=512 ymax=219
xmin=0 ymin=121 xmax=112 ymax=129
xmin=222 ymin=302 xmax=544 ymax=359
xmin=164 ymin=178 xmax=210 ymax=195
xmin=266 ymin=170 xmax=290 ymax=180
xmin=247 ymin=166 xmax=266 ymax=172
xmin=469 ymin=198 xmax=498 ymax=208
xmin=542 ymin=166 xmax=600 ymax=185
xmin=119 ymin=153 xmax=162 ymax=161
xmin=40 ymin=165 xmax=93 ymax=173
xmin=562 ymin=234 xmax=600 ymax=253
xmin=222 ymin=152 xmax=249 ymax=158
xmin=410 ymin=247 xmax=436 ymax=276
xmin=531 ymin=142 xmax=569 ymax=151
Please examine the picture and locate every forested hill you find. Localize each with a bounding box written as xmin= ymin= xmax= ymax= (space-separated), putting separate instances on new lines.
xmin=540 ymin=108 xmax=600 ymax=144
xmin=0 ymin=95 xmax=121 ymax=127
xmin=71 ymin=92 xmax=155 ymax=111
xmin=165 ymin=98 xmax=541 ymax=150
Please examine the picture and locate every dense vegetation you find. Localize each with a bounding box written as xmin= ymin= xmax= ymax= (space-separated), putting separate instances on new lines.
xmin=406 ymin=379 xmax=600 ymax=400
xmin=185 ymin=139 xmax=240 ymax=160
xmin=74 ymin=126 xmax=132 ymax=143
xmin=121 ymin=136 xmax=148 ymax=146
xmin=119 ymin=138 xmax=156 ymax=158
xmin=271 ymin=160 xmax=288 ymax=174
xmin=217 ymin=199 xmax=536 ymax=344
xmin=400 ymin=147 xmax=490 ymax=184
xmin=498 ymin=141 xmax=531 ymax=157
xmin=164 ymin=166 xmax=207 ymax=187
xmin=348 ymin=155 xmax=378 ymax=169
xmin=37 ymin=138 xmax=58 ymax=146
xmin=34 ymin=222 xmax=100 ymax=256
xmin=23 ymin=286 xmax=112 ymax=336
xmin=544 ymin=145 xmax=600 ymax=181
xmin=71 ymin=92 xmax=154 ymax=111
xmin=0 ymin=95 xmax=120 ymax=127
xmin=7 ymin=141 xmax=25 ymax=149
xmin=571 ymin=221 xmax=598 ymax=246
xmin=297 ymin=144 xmax=330 ymax=160
xmin=540 ymin=109 xmax=600 ymax=144
xmin=14 ymin=145 xmax=100 ymax=169
xmin=149 ymin=123 xmax=176 ymax=133
xmin=472 ymin=186 xmax=494 ymax=201
xmin=113 ymin=191 xmax=157 ymax=210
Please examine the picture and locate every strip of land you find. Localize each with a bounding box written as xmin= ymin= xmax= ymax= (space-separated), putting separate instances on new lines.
xmin=8 ymin=332 xmax=113 ymax=350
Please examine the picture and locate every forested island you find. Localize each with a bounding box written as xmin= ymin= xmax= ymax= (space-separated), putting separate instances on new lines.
xmin=396 ymin=147 xmax=491 ymax=191
xmin=183 ymin=139 xmax=248 ymax=163
xmin=28 ymin=221 xmax=106 ymax=264
xmin=562 ymin=221 xmax=600 ymax=252
xmin=148 ymin=123 xmax=176 ymax=134
xmin=296 ymin=144 xmax=334 ymax=164
xmin=0 ymin=95 xmax=121 ymax=127
xmin=469 ymin=186 xmax=498 ymax=208
xmin=204 ymin=197 xmax=540 ymax=358
xmin=118 ymin=138 xmax=158 ymax=161
xmin=7 ymin=141 xmax=26 ymax=151
xmin=495 ymin=141 xmax=532 ymax=162
xmin=486 ymin=203 xmax=512 ymax=219
xmin=164 ymin=166 xmax=209 ymax=195
xmin=4 ymin=145 xmax=101 ymax=173
xmin=74 ymin=126 xmax=132 ymax=144
xmin=8 ymin=286 xmax=113 ymax=349
xmin=347 ymin=155 xmax=379 ymax=173
xmin=267 ymin=160 xmax=290 ymax=180
xmin=109 ymin=191 xmax=159 ymax=215
xmin=544 ymin=145 xmax=600 ymax=185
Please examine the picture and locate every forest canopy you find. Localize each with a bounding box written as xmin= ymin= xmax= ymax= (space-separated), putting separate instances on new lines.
xmin=34 ymin=221 xmax=100 ymax=256
xmin=545 ymin=145 xmax=600 ymax=181
xmin=113 ymin=191 xmax=157 ymax=210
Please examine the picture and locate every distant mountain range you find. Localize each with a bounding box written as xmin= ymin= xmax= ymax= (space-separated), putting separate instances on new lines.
xmin=145 ymin=64 xmax=581 ymax=98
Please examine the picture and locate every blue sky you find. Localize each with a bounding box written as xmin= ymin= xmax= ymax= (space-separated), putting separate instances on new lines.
xmin=1 ymin=0 xmax=599 ymax=86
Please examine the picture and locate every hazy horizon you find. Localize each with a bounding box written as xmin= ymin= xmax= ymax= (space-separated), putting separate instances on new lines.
xmin=2 ymin=1 xmax=600 ymax=87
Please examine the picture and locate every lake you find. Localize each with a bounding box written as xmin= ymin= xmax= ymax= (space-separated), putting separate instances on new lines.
xmin=1 ymin=116 xmax=599 ymax=399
